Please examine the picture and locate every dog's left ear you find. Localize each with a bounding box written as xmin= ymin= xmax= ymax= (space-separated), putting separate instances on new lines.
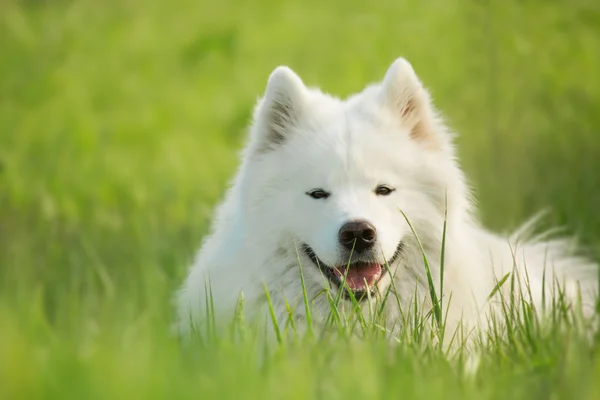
xmin=251 ymin=66 xmax=307 ymax=153
xmin=381 ymin=58 xmax=445 ymax=150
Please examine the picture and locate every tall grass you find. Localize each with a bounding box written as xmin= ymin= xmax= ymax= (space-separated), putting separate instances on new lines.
xmin=184 ymin=213 xmax=597 ymax=390
xmin=184 ymin=209 xmax=597 ymax=383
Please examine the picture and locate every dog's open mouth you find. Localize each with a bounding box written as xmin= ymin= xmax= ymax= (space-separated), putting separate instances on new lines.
xmin=330 ymin=262 xmax=384 ymax=293
xmin=302 ymin=243 xmax=403 ymax=300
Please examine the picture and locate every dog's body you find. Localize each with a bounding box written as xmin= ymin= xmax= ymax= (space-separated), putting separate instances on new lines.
xmin=176 ymin=58 xmax=598 ymax=343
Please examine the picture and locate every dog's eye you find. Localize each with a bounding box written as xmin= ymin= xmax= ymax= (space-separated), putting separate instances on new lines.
xmin=375 ymin=185 xmax=395 ymax=196
xmin=307 ymin=189 xmax=330 ymax=200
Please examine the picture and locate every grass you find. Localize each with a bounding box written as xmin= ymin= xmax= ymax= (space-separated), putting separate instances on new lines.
xmin=1 ymin=0 xmax=600 ymax=398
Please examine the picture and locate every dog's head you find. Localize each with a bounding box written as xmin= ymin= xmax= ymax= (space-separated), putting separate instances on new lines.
xmin=240 ymin=58 xmax=471 ymax=298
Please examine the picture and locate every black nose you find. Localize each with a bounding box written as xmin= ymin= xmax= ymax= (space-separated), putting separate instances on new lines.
xmin=338 ymin=220 xmax=377 ymax=253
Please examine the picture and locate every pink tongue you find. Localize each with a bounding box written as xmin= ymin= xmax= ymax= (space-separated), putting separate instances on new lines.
xmin=334 ymin=263 xmax=382 ymax=290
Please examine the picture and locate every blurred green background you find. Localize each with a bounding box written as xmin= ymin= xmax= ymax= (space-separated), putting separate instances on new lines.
xmin=0 ymin=0 xmax=599 ymax=398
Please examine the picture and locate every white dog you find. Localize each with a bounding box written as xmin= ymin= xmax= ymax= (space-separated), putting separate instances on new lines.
xmin=176 ymin=58 xmax=598 ymax=344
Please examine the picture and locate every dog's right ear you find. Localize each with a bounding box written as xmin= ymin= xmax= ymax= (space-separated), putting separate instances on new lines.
xmin=251 ymin=66 xmax=307 ymax=152
xmin=381 ymin=58 xmax=446 ymax=151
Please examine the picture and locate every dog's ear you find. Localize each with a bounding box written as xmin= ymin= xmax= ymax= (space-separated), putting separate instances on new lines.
xmin=381 ymin=58 xmax=443 ymax=149
xmin=251 ymin=66 xmax=307 ymax=152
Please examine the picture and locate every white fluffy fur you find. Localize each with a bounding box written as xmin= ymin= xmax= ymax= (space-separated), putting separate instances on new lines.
xmin=176 ymin=58 xmax=598 ymax=344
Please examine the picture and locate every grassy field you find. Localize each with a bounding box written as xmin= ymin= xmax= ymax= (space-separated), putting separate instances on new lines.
xmin=1 ymin=0 xmax=600 ymax=398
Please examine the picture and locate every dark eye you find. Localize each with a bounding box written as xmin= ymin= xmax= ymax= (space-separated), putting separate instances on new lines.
xmin=375 ymin=185 xmax=395 ymax=196
xmin=307 ymin=189 xmax=330 ymax=199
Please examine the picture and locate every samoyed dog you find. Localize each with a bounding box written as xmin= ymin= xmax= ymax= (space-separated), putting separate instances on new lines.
xmin=176 ymin=58 xmax=598 ymax=344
